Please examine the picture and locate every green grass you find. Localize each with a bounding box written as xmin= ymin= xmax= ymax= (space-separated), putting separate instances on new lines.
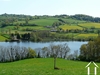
xmin=75 ymin=33 xmax=98 ymax=37
xmin=74 ymin=33 xmax=98 ymax=39
xmin=29 ymin=18 xmax=58 ymax=26
xmin=59 ymin=24 xmax=83 ymax=31
xmin=0 ymin=58 xmax=100 ymax=75
xmin=19 ymin=26 xmax=50 ymax=30
xmin=79 ymin=23 xmax=100 ymax=29
xmin=14 ymin=18 xmax=58 ymax=26
xmin=0 ymin=35 xmax=7 ymax=41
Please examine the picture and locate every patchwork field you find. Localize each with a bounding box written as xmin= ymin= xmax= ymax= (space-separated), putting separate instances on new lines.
xmin=14 ymin=18 xmax=59 ymax=26
xmin=74 ymin=33 xmax=98 ymax=39
xmin=0 ymin=35 xmax=7 ymax=41
xmin=79 ymin=23 xmax=100 ymax=29
xmin=0 ymin=58 xmax=99 ymax=75
xmin=59 ymin=24 xmax=83 ymax=31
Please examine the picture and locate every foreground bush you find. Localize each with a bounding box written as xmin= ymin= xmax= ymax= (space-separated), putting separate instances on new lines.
xmin=0 ymin=46 xmax=36 ymax=62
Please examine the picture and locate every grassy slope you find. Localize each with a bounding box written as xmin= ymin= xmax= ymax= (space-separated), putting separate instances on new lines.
xmin=0 ymin=35 xmax=7 ymax=41
xmin=59 ymin=24 xmax=83 ymax=30
xmin=0 ymin=58 xmax=99 ymax=75
xmin=74 ymin=33 xmax=98 ymax=39
xmin=79 ymin=23 xmax=100 ymax=29
xmin=29 ymin=18 xmax=58 ymax=26
xmin=14 ymin=18 xmax=59 ymax=26
xmin=1 ymin=18 xmax=100 ymax=40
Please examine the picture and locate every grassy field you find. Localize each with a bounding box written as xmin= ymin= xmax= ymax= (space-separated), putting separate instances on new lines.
xmin=74 ymin=33 xmax=98 ymax=38
xmin=0 ymin=35 xmax=7 ymax=41
xmin=0 ymin=58 xmax=100 ymax=75
xmin=79 ymin=23 xmax=100 ymax=29
xmin=14 ymin=18 xmax=59 ymax=26
xmin=29 ymin=18 xmax=58 ymax=26
xmin=59 ymin=24 xmax=83 ymax=31
xmin=19 ymin=26 xmax=50 ymax=30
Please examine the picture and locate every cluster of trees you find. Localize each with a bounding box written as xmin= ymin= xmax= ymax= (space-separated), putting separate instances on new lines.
xmin=53 ymin=14 xmax=100 ymax=23
xmin=0 ymin=13 xmax=38 ymax=28
xmin=39 ymin=43 xmax=70 ymax=58
xmin=10 ymin=31 xmax=50 ymax=42
xmin=0 ymin=46 xmax=36 ymax=62
xmin=71 ymin=14 xmax=100 ymax=22
xmin=80 ymin=36 xmax=100 ymax=62
xmin=52 ymin=19 xmax=66 ymax=27
xmin=10 ymin=33 xmax=30 ymax=41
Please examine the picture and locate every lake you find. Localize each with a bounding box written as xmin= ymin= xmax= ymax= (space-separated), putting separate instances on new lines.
xmin=0 ymin=41 xmax=88 ymax=54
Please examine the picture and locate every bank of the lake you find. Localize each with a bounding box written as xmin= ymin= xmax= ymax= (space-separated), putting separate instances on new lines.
xmin=0 ymin=41 xmax=87 ymax=54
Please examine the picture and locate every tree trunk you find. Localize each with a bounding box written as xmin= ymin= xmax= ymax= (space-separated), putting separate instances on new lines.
xmin=54 ymin=57 xmax=56 ymax=69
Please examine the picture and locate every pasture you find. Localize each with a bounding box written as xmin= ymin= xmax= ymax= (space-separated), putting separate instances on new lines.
xmin=14 ymin=18 xmax=58 ymax=26
xmin=59 ymin=24 xmax=83 ymax=31
xmin=0 ymin=35 xmax=7 ymax=41
xmin=74 ymin=33 xmax=98 ymax=40
xmin=77 ymin=33 xmax=98 ymax=37
xmin=0 ymin=58 xmax=99 ymax=75
xmin=79 ymin=23 xmax=100 ymax=29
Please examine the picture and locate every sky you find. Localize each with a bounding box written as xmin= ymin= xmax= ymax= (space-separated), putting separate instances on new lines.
xmin=0 ymin=0 xmax=100 ymax=17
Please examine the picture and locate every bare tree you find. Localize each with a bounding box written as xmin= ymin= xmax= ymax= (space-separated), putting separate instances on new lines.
xmin=0 ymin=46 xmax=36 ymax=62
xmin=62 ymin=43 xmax=70 ymax=59
xmin=73 ymin=50 xmax=79 ymax=60
xmin=49 ymin=43 xmax=70 ymax=69
xmin=42 ymin=47 xmax=48 ymax=58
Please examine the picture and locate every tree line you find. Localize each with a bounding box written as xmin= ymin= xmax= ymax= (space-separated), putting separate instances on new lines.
xmin=80 ymin=36 xmax=100 ymax=62
xmin=0 ymin=46 xmax=36 ymax=62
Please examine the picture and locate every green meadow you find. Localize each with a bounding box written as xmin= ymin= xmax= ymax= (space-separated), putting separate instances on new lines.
xmin=59 ymin=24 xmax=83 ymax=31
xmin=74 ymin=33 xmax=98 ymax=39
xmin=79 ymin=23 xmax=100 ymax=29
xmin=0 ymin=35 xmax=7 ymax=41
xmin=0 ymin=58 xmax=99 ymax=75
xmin=14 ymin=18 xmax=59 ymax=26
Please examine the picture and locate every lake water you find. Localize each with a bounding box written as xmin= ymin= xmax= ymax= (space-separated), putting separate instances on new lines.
xmin=0 ymin=41 xmax=88 ymax=54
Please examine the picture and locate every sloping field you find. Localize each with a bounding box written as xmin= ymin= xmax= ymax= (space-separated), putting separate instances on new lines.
xmin=19 ymin=26 xmax=50 ymax=30
xmin=59 ymin=24 xmax=83 ymax=31
xmin=28 ymin=18 xmax=58 ymax=26
xmin=0 ymin=58 xmax=99 ymax=75
xmin=0 ymin=35 xmax=7 ymax=41
xmin=79 ymin=23 xmax=100 ymax=28
xmin=74 ymin=33 xmax=98 ymax=39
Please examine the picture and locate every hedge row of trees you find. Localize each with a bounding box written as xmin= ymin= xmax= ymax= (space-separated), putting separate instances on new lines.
xmin=39 ymin=43 xmax=70 ymax=58
xmin=9 ymin=31 xmax=97 ymax=42
xmin=0 ymin=46 xmax=36 ymax=62
xmin=71 ymin=14 xmax=100 ymax=22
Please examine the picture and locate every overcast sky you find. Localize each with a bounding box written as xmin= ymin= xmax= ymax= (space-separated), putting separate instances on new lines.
xmin=0 ymin=0 xmax=100 ymax=17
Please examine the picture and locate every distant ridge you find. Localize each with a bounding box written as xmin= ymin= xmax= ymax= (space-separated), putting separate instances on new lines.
xmin=0 ymin=13 xmax=100 ymax=23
